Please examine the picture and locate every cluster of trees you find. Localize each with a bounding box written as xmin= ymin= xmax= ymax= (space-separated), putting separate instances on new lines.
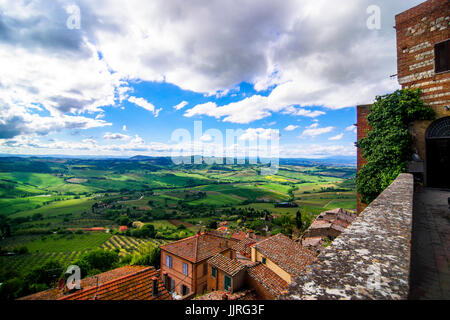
xmin=357 ymin=89 xmax=435 ymax=204
xmin=0 ymin=245 xmax=164 ymax=301
xmin=0 ymin=249 xmax=119 ymax=300
xmin=127 ymin=224 xmax=156 ymax=239
xmin=271 ymin=211 xmax=308 ymax=237
xmin=184 ymin=192 xmax=207 ymax=201
xmin=220 ymin=207 xmax=269 ymax=218
xmin=121 ymin=245 xmax=161 ymax=269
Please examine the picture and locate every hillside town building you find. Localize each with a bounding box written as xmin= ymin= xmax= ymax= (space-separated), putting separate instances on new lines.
xmin=301 ymin=208 xmax=357 ymax=254
xmin=159 ymin=232 xmax=239 ymax=298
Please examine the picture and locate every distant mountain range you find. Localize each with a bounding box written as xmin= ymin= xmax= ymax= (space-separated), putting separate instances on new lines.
xmin=0 ymin=154 xmax=356 ymax=167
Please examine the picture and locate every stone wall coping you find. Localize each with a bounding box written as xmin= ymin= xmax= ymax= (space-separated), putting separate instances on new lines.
xmin=281 ymin=173 xmax=414 ymax=300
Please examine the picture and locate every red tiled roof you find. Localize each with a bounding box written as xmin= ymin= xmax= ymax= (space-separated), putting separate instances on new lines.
xmin=231 ymin=238 xmax=258 ymax=256
xmin=195 ymin=290 xmax=257 ymax=300
xmin=160 ymin=232 xmax=239 ymax=263
xmin=230 ymin=231 xmax=267 ymax=242
xmin=59 ymin=266 xmax=170 ymax=300
xmin=217 ymin=226 xmax=228 ymax=232
xmin=230 ymin=231 xmax=248 ymax=241
xmin=247 ymin=263 xmax=289 ymax=298
xmin=208 ymin=254 xmax=246 ymax=276
xmin=305 ymin=208 xmax=356 ymax=237
xmin=19 ymin=266 xmax=150 ymax=300
xmin=253 ymin=233 xmax=316 ymax=277
xmin=119 ymin=226 xmax=128 ymax=232
xmin=83 ymin=227 xmax=105 ymax=232
xmin=302 ymin=237 xmax=322 ymax=247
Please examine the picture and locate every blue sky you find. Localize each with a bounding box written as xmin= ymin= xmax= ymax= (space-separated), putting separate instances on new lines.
xmin=0 ymin=0 xmax=423 ymax=158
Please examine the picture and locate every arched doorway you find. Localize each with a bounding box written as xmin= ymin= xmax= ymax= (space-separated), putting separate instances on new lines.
xmin=426 ymin=117 xmax=450 ymax=188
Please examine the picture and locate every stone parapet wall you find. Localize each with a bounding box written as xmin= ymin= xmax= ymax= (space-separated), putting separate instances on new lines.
xmin=280 ymin=173 xmax=414 ymax=300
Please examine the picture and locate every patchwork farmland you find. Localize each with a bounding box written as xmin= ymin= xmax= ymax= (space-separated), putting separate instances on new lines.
xmin=0 ymin=156 xmax=355 ymax=299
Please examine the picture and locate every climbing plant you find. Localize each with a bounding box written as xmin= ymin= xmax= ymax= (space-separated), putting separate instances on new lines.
xmin=356 ymin=89 xmax=435 ymax=204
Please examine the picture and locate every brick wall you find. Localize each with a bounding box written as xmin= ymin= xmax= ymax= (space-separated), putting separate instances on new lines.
xmin=160 ymin=250 xmax=194 ymax=295
xmin=356 ymin=105 xmax=371 ymax=214
xmin=244 ymin=272 xmax=275 ymax=300
xmin=207 ymin=264 xmax=226 ymax=292
xmin=395 ymin=0 xmax=450 ymax=175
xmin=356 ymin=0 xmax=449 ymax=201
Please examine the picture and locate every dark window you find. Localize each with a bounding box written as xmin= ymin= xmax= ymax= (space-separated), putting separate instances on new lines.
xmin=435 ymin=40 xmax=450 ymax=73
xmin=212 ymin=267 xmax=217 ymax=278
xmin=203 ymin=263 xmax=207 ymax=276
xmin=262 ymin=257 xmax=267 ymax=265
xmin=224 ymin=275 xmax=231 ymax=291
xmin=182 ymin=285 xmax=189 ymax=296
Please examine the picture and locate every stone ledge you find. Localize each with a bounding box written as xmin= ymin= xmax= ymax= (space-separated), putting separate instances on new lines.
xmin=280 ymin=173 xmax=414 ymax=300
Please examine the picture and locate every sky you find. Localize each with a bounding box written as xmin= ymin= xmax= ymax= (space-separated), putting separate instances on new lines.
xmin=0 ymin=0 xmax=424 ymax=159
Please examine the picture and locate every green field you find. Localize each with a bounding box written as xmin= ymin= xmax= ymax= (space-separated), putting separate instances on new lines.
xmin=19 ymin=233 xmax=112 ymax=253
xmin=0 ymin=156 xmax=356 ymax=295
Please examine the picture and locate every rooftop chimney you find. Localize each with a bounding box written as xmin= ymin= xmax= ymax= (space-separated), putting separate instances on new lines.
xmin=151 ymin=277 xmax=159 ymax=297
xmin=163 ymin=272 xmax=169 ymax=290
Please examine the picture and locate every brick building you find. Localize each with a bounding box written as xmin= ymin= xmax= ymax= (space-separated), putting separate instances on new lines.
xmin=357 ymin=0 xmax=449 ymax=212
xmin=301 ymin=208 xmax=357 ymax=254
xmin=159 ymin=232 xmax=238 ymax=298
xmin=250 ymin=233 xmax=316 ymax=284
xmin=356 ymin=104 xmax=371 ymax=213
xmin=396 ymin=0 xmax=449 ymax=188
xmin=207 ymin=254 xmax=247 ymax=293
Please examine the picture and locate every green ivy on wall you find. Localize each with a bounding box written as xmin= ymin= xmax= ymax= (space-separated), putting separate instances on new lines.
xmin=356 ymin=89 xmax=435 ymax=204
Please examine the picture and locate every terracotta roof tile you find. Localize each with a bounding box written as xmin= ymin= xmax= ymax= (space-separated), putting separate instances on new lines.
xmin=208 ymin=254 xmax=246 ymax=276
xmin=160 ymin=232 xmax=238 ymax=263
xmin=59 ymin=266 xmax=170 ymax=300
xmin=304 ymin=208 xmax=357 ymax=239
xmin=231 ymin=238 xmax=258 ymax=256
xmin=247 ymin=263 xmax=289 ymax=298
xmin=195 ymin=290 xmax=257 ymax=300
xmin=19 ymin=266 xmax=150 ymax=300
xmin=253 ymin=233 xmax=316 ymax=277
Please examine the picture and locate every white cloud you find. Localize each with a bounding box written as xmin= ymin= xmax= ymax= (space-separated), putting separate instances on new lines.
xmin=122 ymin=125 xmax=127 ymax=131
xmin=238 ymin=128 xmax=280 ymax=141
xmin=284 ymin=107 xmax=326 ymax=118
xmin=280 ymin=143 xmax=356 ymax=158
xmin=0 ymin=0 xmax=424 ymax=145
xmin=128 ymin=96 xmax=161 ymax=117
xmin=300 ymin=125 xmax=334 ymax=138
xmin=284 ymin=125 xmax=299 ymax=131
xmin=0 ymin=100 xmax=111 ymax=139
xmin=173 ymin=101 xmax=189 ymax=110
xmin=328 ymin=133 xmax=344 ymax=141
xmin=345 ymin=125 xmax=357 ymax=134
xmin=103 ymin=132 xmax=131 ymax=140
xmin=200 ymin=134 xmax=213 ymax=143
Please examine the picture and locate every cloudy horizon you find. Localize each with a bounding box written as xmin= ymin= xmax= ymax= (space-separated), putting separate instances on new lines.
xmin=0 ymin=0 xmax=424 ymax=158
